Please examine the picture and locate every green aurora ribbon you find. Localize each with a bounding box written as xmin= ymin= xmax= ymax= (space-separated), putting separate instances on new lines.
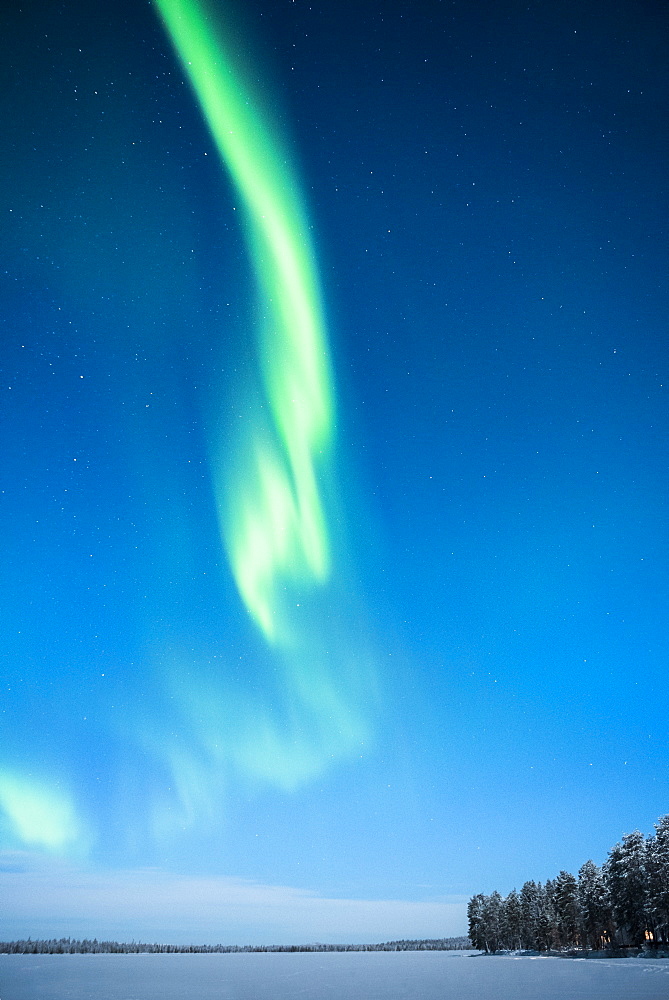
xmin=155 ymin=0 xmax=334 ymax=644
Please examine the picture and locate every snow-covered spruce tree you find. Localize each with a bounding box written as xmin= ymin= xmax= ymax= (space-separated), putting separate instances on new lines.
xmin=536 ymin=881 xmax=559 ymax=951
xmin=605 ymin=830 xmax=650 ymax=947
xmin=481 ymin=891 xmax=504 ymax=953
xmin=647 ymin=815 xmax=669 ymax=946
xmin=501 ymin=889 xmax=523 ymax=950
xmin=578 ymin=859 xmax=613 ymax=950
xmin=467 ymin=894 xmax=487 ymax=951
xmin=519 ymin=880 xmax=541 ymax=950
xmin=554 ymin=870 xmax=580 ymax=948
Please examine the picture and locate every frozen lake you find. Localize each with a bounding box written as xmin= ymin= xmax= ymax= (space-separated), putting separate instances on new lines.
xmin=2 ymin=950 xmax=669 ymax=1000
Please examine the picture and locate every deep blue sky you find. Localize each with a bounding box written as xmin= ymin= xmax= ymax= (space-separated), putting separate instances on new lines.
xmin=1 ymin=0 xmax=667 ymax=943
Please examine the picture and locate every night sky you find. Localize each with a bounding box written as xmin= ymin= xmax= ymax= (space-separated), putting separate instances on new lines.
xmin=1 ymin=0 xmax=667 ymax=944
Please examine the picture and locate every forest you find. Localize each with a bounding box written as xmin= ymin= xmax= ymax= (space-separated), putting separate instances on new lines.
xmin=468 ymin=814 xmax=669 ymax=953
xmin=0 ymin=936 xmax=471 ymax=955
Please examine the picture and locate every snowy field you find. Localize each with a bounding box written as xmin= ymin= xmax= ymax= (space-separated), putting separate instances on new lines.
xmin=2 ymin=950 xmax=669 ymax=1000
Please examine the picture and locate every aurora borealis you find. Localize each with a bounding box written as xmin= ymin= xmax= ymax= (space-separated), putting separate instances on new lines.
xmin=1 ymin=0 xmax=668 ymax=945
xmin=151 ymin=0 xmax=373 ymax=797
xmin=155 ymin=0 xmax=335 ymax=644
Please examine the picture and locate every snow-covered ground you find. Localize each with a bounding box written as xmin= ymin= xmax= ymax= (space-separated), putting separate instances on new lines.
xmin=2 ymin=949 xmax=669 ymax=999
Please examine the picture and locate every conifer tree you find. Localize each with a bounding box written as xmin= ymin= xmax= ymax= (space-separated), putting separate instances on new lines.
xmin=605 ymin=831 xmax=649 ymax=947
xmin=467 ymin=894 xmax=486 ymax=951
xmin=519 ymin=880 xmax=540 ymax=950
xmin=481 ymin=891 xmax=504 ymax=953
xmin=554 ymin=871 xmax=580 ymax=948
xmin=647 ymin=815 xmax=669 ymax=945
xmin=577 ymin=860 xmax=613 ymax=950
xmin=535 ymin=882 xmax=558 ymax=951
xmin=502 ymin=889 xmax=523 ymax=951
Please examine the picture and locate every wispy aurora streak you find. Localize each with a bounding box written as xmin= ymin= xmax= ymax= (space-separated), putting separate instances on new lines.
xmin=0 ymin=771 xmax=84 ymax=853
xmin=155 ymin=0 xmax=333 ymax=643
xmin=155 ymin=0 xmax=375 ymax=797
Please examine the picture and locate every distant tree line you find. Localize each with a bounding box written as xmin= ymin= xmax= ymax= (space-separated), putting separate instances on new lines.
xmin=468 ymin=814 xmax=669 ymax=954
xmin=0 ymin=936 xmax=471 ymax=955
